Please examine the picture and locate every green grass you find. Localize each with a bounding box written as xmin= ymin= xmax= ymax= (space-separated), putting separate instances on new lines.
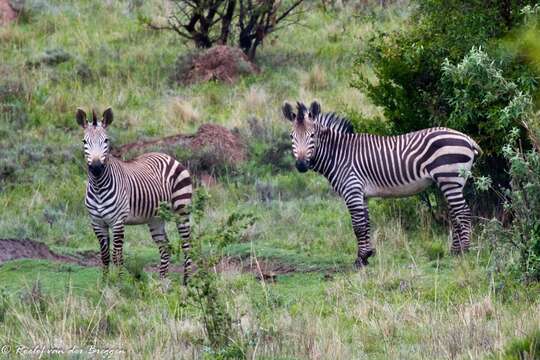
xmin=1 ymin=0 xmax=539 ymax=359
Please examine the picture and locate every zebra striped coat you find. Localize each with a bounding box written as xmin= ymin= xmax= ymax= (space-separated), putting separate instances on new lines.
xmin=77 ymin=108 xmax=192 ymax=282
xmin=283 ymin=101 xmax=481 ymax=267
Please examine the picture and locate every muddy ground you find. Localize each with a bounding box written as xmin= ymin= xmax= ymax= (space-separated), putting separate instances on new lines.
xmin=0 ymin=238 xmax=320 ymax=280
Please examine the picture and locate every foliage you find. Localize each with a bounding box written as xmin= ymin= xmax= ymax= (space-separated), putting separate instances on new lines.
xmin=481 ymin=126 xmax=540 ymax=282
xmin=353 ymin=0 xmax=536 ymax=134
xmin=352 ymin=1 xmax=539 ymax=217
xmin=441 ymin=47 xmax=533 ymax=157
xmin=503 ymin=127 xmax=540 ymax=281
xmin=344 ymin=107 xmax=391 ymax=135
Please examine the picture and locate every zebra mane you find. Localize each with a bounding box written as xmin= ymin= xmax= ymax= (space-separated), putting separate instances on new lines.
xmin=315 ymin=112 xmax=354 ymax=134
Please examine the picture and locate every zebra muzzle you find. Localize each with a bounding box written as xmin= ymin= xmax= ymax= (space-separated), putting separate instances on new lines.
xmin=89 ymin=160 xmax=105 ymax=177
xmin=295 ymin=159 xmax=309 ymax=173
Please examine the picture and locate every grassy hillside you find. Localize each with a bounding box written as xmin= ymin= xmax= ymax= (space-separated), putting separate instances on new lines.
xmin=1 ymin=1 xmax=539 ymax=359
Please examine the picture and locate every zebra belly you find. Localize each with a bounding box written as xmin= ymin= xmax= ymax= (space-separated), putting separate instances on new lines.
xmin=364 ymin=178 xmax=433 ymax=198
xmin=124 ymin=215 xmax=154 ymax=225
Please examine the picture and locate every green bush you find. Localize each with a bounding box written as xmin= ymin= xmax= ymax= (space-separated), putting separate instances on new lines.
xmin=352 ymin=1 xmax=537 ymax=211
xmin=481 ymin=126 xmax=540 ymax=282
xmin=353 ymin=0 xmax=535 ymax=134
xmin=441 ymin=47 xmax=533 ymax=157
xmin=503 ymin=127 xmax=540 ymax=281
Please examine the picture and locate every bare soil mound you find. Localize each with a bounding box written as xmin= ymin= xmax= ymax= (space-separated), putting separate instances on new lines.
xmin=112 ymin=123 xmax=246 ymax=180
xmin=0 ymin=0 xmax=17 ymax=25
xmin=189 ymin=123 xmax=245 ymax=164
xmin=0 ymin=238 xmax=99 ymax=266
xmin=173 ymin=45 xmax=259 ymax=85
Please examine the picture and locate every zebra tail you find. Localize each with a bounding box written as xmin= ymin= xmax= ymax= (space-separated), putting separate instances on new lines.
xmin=468 ymin=137 xmax=483 ymax=158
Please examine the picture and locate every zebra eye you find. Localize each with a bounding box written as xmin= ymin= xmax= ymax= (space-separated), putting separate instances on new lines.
xmin=82 ymin=140 xmax=87 ymax=144
xmin=104 ymin=139 xmax=109 ymax=144
xmin=289 ymin=134 xmax=293 ymax=139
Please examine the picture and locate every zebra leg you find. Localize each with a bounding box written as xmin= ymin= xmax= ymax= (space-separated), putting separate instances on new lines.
xmin=344 ymin=190 xmax=374 ymax=268
xmin=449 ymin=199 xmax=472 ymax=254
xmin=111 ymin=222 xmax=126 ymax=269
xmin=439 ymin=183 xmax=470 ymax=254
xmin=92 ymin=222 xmax=110 ymax=274
xmin=148 ymin=219 xmax=171 ymax=279
xmin=175 ymin=210 xmax=192 ymax=285
xmin=458 ymin=202 xmax=472 ymax=251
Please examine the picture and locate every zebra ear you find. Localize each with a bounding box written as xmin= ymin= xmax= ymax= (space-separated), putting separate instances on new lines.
xmin=309 ymin=101 xmax=321 ymax=118
xmin=102 ymin=107 xmax=113 ymax=128
xmin=282 ymin=102 xmax=296 ymax=122
xmin=76 ymin=108 xmax=87 ymax=128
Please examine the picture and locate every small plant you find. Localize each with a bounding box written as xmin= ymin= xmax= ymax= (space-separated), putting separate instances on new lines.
xmin=501 ymin=329 xmax=540 ymax=359
xmin=20 ymin=281 xmax=48 ymax=318
xmin=424 ymin=241 xmax=446 ymax=261
xmin=0 ymin=288 xmax=9 ymax=323
xmin=159 ymin=188 xmax=256 ymax=354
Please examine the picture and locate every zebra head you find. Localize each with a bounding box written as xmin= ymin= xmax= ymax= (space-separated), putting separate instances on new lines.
xmin=76 ymin=107 xmax=114 ymax=177
xmin=282 ymin=101 xmax=323 ymax=173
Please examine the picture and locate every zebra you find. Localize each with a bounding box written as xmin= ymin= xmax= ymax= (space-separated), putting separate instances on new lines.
xmin=282 ymin=100 xmax=481 ymax=268
xmin=76 ymin=107 xmax=192 ymax=282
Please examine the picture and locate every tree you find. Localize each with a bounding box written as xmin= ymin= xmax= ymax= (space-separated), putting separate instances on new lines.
xmin=144 ymin=0 xmax=304 ymax=60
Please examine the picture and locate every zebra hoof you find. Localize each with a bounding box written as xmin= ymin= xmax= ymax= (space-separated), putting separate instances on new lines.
xmin=160 ymin=278 xmax=172 ymax=292
xmin=354 ymin=250 xmax=375 ymax=269
xmin=450 ymin=247 xmax=469 ymax=256
xmin=354 ymin=257 xmax=369 ymax=269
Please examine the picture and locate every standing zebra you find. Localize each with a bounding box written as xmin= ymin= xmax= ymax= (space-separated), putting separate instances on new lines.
xmin=77 ymin=107 xmax=192 ymax=282
xmin=282 ymin=101 xmax=481 ymax=268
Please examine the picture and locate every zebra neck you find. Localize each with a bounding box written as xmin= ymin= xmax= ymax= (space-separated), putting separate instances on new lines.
xmin=87 ymin=160 xmax=115 ymax=193
xmin=311 ymin=130 xmax=352 ymax=185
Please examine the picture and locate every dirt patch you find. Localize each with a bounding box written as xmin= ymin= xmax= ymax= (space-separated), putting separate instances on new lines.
xmin=0 ymin=0 xmax=17 ymax=25
xmin=218 ymin=257 xmax=297 ymax=282
xmin=112 ymin=123 xmax=246 ymax=181
xmin=114 ymin=123 xmax=245 ymax=164
xmin=173 ymin=45 xmax=259 ymax=85
xmin=0 ymin=238 xmax=99 ymax=266
xmin=145 ymin=256 xmax=298 ymax=281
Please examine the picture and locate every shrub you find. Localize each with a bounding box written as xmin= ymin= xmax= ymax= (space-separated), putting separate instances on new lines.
xmin=502 ymin=127 xmax=540 ymax=281
xmin=159 ymin=188 xmax=256 ymax=354
xmin=441 ymin=47 xmax=533 ymax=157
xmin=352 ymin=1 xmax=538 ymax=214
xmin=481 ymin=125 xmax=540 ymax=282
xmin=353 ymin=0 xmax=536 ymax=134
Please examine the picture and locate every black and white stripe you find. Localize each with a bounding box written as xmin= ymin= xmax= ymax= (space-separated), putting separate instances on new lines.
xmin=77 ymin=108 xmax=192 ymax=282
xmin=283 ymin=101 xmax=481 ymax=267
